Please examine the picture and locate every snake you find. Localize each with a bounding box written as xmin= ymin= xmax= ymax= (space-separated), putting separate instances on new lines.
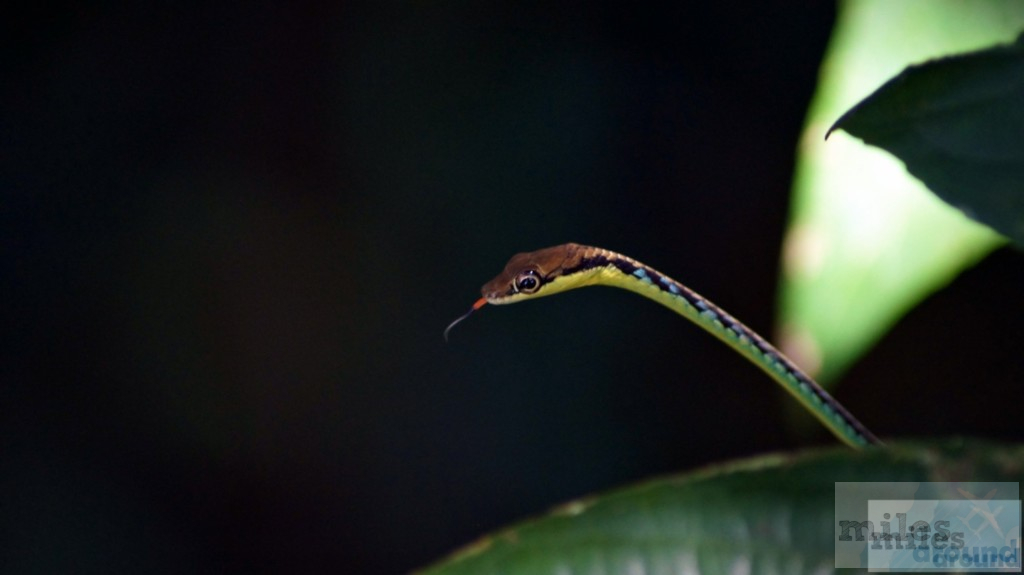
xmin=445 ymin=243 xmax=881 ymax=448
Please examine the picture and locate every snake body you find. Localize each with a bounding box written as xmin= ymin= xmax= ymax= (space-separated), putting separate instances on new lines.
xmin=448 ymin=243 xmax=881 ymax=448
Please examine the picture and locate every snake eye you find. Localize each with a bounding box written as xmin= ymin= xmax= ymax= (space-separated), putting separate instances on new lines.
xmin=514 ymin=270 xmax=541 ymax=294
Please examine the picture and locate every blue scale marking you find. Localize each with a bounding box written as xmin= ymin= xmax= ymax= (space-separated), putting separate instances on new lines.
xmin=631 ymin=268 xmax=654 ymax=285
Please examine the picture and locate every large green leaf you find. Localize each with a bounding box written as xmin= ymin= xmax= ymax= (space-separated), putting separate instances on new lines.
xmin=830 ymin=33 xmax=1024 ymax=245
xmin=779 ymin=1 xmax=1019 ymax=395
xmin=417 ymin=440 xmax=1024 ymax=574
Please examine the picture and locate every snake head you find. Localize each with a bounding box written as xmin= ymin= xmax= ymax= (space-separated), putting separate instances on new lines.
xmin=446 ymin=243 xmax=587 ymax=341
xmin=481 ymin=243 xmax=584 ymax=304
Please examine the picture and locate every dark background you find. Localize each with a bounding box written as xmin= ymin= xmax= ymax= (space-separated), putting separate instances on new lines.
xmin=5 ymin=3 xmax=1022 ymax=573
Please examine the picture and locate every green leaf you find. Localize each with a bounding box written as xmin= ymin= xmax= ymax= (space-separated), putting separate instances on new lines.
xmin=779 ymin=1 xmax=1018 ymax=396
xmin=417 ymin=440 xmax=1024 ymax=574
xmin=831 ymin=33 xmax=1024 ymax=245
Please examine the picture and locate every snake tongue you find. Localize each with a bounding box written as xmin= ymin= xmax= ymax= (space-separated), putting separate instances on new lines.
xmin=443 ymin=298 xmax=487 ymax=341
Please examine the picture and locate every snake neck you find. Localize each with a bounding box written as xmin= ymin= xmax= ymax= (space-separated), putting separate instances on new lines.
xmin=562 ymin=246 xmax=881 ymax=448
xmin=563 ymin=246 xmax=687 ymax=301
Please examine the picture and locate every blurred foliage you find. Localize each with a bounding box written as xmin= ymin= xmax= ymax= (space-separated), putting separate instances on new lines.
xmin=779 ymin=0 xmax=1024 ymax=388
xmin=419 ymin=440 xmax=1024 ymax=574
xmin=832 ymin=34 xmax=1024 ymax=246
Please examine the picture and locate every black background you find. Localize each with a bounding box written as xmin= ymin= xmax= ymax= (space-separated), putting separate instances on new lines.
xmin=5 ymin=3 xmax=1023 ymax=573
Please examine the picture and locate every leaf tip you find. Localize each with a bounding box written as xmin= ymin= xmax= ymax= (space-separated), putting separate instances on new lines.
xmin=825 ymin=108 xmax=856 ymax=141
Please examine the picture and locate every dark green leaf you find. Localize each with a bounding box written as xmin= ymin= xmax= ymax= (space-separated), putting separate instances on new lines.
xmin=830 ymin=33 xmax=1024 ymax=245
xmin=416 ymin=440 xmax=1024 ymax=575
